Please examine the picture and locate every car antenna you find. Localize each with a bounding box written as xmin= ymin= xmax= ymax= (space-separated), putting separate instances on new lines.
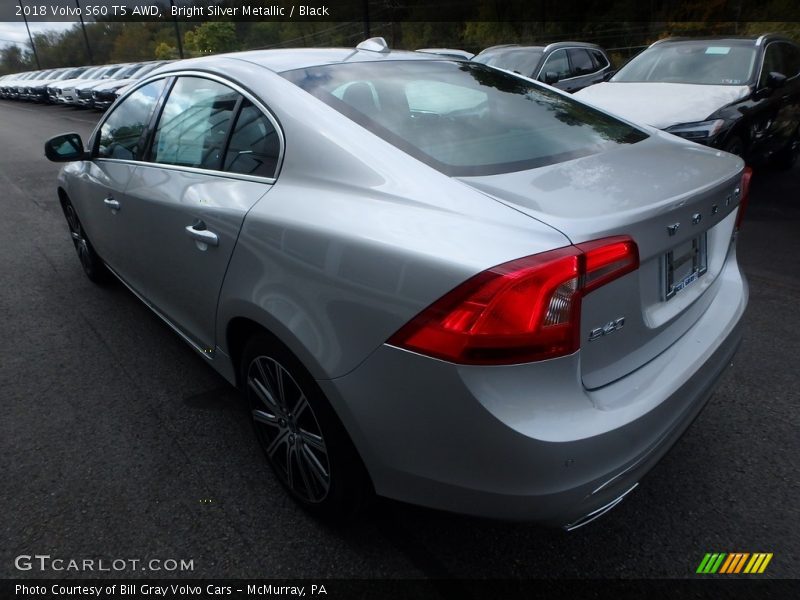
xmin=356 ymin=37 xmax=390 ymax=53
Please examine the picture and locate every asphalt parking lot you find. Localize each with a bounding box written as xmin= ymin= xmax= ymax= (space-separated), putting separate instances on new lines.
xmin=1 ymin=99 xmax=798 ymax=582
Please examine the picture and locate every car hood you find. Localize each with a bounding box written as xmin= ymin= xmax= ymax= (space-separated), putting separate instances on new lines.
xmin=79 ymin=79 xmax=118 ymax=91
xmin=575 ymin=82 xmax=751 ymax=129
xmin=56 ymin=77 xmax=90 ymax=89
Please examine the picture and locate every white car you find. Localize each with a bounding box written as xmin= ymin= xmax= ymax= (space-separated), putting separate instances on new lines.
xmin=576 ymin=34 xmax=800 ymax=167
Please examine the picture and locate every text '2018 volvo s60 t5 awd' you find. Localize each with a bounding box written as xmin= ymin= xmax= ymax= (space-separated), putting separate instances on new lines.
xmin=45 ymin=38 xmax=749 ymax=529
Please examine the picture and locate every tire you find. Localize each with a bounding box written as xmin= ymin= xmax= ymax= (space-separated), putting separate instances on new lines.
xmin=59 ymin=195 xmax=110 ymax=283
xmin=772 ymin=129 xmax=800 ymax=171
xmin=241 ymin=332 xmax=373 ymax=519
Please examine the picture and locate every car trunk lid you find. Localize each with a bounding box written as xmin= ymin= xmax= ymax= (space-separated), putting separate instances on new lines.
xmin=457 ymin=134 xmax=745 ymax=389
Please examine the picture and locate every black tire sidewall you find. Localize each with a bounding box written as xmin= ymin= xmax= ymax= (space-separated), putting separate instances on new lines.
xmin=60 ymin=196 xmax=109 ymax=283
xmin=240 ymin=333 xmax=371 ymax=519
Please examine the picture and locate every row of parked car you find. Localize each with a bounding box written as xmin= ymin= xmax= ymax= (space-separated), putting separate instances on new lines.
xmin=425 ymin=34 xmax=800 ymax=168
xmin=0 ymin=60 xmax=171 ymax=110
xmin=3 ymin=34 xmax=799 ymax=168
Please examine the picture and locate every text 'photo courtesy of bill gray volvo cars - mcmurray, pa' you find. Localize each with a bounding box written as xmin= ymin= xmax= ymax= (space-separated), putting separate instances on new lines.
xmin=45 ymin=36 xmax=750 ymax=530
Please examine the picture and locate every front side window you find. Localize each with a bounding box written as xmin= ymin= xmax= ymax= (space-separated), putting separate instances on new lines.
xmin=96 ymin=79 xmax=166 ymax=160
xmin=783 ymin=43 xmax=800 ymax=78
xmin=152 ymin=77 xmax=240 ymax=170
xmin=283 ymin=61 xmax=646 ymax=176
xmin=540 ymin=49 xmax=570 ymax=80
xmin=760 ymin=42 xmax=800 ymax=86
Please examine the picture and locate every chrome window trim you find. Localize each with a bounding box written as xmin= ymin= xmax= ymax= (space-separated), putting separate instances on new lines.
xmin=91 ymin=69 xmax=285 ymax=184
xmin=535 ymin=46 xmax=609 ymax=82
xmin=93 ymin=157 xmax=277 ymax=185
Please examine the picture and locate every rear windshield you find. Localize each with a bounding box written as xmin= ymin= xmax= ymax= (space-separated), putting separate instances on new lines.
xmin=613 ymin=42 xmax=757 ymax=85
xmin=283 ymin=61 xmax=647 ymax=176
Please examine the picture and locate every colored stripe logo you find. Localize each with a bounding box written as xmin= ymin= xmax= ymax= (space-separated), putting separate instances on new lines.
xmin=696 ymin=553 xmax=773 ymax=574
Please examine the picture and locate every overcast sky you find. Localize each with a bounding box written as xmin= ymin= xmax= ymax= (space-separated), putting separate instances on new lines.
xmin=0 ymin=21 xmax=75 ymax=51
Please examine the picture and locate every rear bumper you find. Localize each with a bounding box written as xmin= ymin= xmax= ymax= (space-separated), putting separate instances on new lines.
xmin=320 ymin=246 xmax=747 ymax=526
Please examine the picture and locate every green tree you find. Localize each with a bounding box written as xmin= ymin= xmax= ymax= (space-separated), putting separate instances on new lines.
xmin=0 ymin=45 xmax=29 ymax=74
xmin=184 ymin=22 xmax=238 ymax=56
xmin=110 ymin=24 xmax=156 ymax=62
xmin=154 ymin=42 xmax=178 ymax=60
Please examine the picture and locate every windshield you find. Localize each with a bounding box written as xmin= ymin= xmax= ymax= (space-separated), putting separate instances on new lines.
xmin=283 ymin=61 xmax=646 ymax=176
xmin=116 ymin=64 xmax=143 ymax=78
xmin=613 ymin=42 xmax=757 ymax=85
xmin=132 ymin=62 xmax=163 ymax=78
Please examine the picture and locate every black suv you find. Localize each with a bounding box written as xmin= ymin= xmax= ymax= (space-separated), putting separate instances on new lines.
xmin=472 ymin=42 xmax=613 ymax=93
xmin=576 ymin=34 xmax=800 ymax=168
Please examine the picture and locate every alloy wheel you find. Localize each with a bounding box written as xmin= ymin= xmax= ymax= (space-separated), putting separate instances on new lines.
xmin=247 ymin=355 xmax=331 ymax=503
xmin=64 ymin=203 xmax=93 ymax=273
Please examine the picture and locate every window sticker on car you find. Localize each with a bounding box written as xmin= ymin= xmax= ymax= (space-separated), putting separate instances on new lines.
xmin=705 ymin=47 xmax=731 ymax=55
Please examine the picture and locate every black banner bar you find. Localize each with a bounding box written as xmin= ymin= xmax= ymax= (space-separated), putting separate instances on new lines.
xmin=3 ymin=579 xmax=800 ymax=600
xmin=2 ymin=0 xmax=800 ymax=23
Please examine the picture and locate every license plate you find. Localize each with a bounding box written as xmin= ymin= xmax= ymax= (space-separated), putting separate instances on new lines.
xmin=664 ymin=233 xmax=707 ymax=300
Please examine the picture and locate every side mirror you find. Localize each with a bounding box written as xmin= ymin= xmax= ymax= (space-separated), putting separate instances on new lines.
xmin=766 ymin=71 xmax=787 ymax=89
xmin=544 ymin=71 xmax=559 ymax=85
xmin=45 ymin=133 xmax=88 ymax=162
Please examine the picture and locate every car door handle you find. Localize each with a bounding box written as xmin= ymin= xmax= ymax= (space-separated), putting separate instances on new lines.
xmin=185 ymin=223 xmax=219 ymax=247
xmin=103 ymin=197 xmax=120 ymax=210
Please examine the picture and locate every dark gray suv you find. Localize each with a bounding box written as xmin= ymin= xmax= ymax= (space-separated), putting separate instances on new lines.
xmin=472 ymin=41 xmax=613 ymax=92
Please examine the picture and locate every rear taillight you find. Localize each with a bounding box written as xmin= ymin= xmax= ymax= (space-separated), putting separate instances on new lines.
xmin=388 ymin=236 xmax=638 ymax=365
xmin=734 ymin=167 xmax=753 ymax=231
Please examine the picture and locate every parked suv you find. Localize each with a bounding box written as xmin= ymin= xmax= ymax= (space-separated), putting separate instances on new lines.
xmin=472 ymin=41 xmax=613 ymax=92
xmin=576 ymin=34 xmax=800 ymax=168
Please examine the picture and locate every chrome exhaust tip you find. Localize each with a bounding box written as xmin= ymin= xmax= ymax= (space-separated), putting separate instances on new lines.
xmin=563 ymin=483 xmax=639 ymax=531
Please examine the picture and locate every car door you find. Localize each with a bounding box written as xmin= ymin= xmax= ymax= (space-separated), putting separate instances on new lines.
xmin=770 ymin=42 xmax=800 ymax=148
xmin=749 ymin=41 xmax=799 ymax=158
xmin=117 ymin=75 xmax=281 ymax=353
xmin=70 ymin=78 xmax=168 ymax=271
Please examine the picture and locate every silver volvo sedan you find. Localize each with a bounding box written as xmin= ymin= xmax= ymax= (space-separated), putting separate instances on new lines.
xmin=45 ymin=38 xmax=749 ymax=529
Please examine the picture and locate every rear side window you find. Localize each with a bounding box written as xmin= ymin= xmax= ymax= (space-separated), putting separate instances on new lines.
xmin=96 ymin=79 xmax=166 ymax=160
xmin=223 ymin=99 xmax=281 ymax=177
xmin=591 ymin=50 xmax=609 ymax=69
xmin=284 ymin=61 xmax=647 ymax=176
xmin=152 ymin=77 xmax=240 ymax=170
